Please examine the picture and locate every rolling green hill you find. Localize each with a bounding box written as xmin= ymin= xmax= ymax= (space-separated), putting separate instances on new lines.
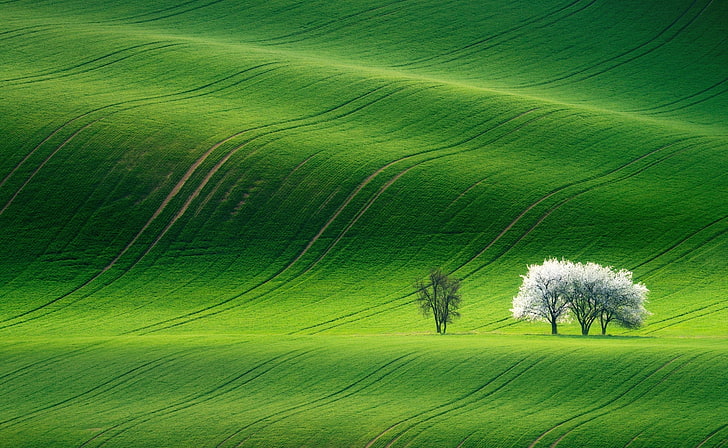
xmin=1 ymin=0 xmax=726 ymax=446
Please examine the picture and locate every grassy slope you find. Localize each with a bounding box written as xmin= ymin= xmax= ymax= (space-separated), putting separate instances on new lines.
xmin=1 ymin=335 xmax=727 ymax=448
xmin=0 ymin=0 xmax=726 ymax=446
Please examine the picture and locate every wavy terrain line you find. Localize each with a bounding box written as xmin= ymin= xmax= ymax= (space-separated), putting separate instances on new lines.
xmin=0 ymin=119 xmax=101 ymax=216
xmin=392 ymin=0 xmax=592 ymax=69
xmin=0 ymin=64 xmax=326 ymax=328
xmin=695 ymin=424 xmax=728 ymax=448
xmin=3 ymin=43 xmax=184 ymax=86
xmin=253 ymin=0 xmax=411 ymax=46
xmin=301 ymin=138 xmax=697 ymax=334
xmin=0 ymin=356 xmax=176 ymax=428
xmin=115 ymin=85 xmax=419 ymax=333
xmin=78 ymin=349 xmax=314 ymax=448
xmin=217 ymin=353 xmax=418 ymax=448
xmin=136 ymin=107 xmax=548 ymax=333
xmin=456 ymin=138 xmax=698 ymax=279
xmin=527 ymin=355 xmax=685 ymax=448
xmin=518 ymin=0 xmax=708 ymax=88
xmin=549 ymin=353 xmax=714 ymax=448
xmin=365 ymin=354 xmax=547 ymax=448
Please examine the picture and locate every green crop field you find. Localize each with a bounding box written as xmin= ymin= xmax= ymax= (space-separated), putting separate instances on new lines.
xmin=1 ymin=0 xmax=726 ymax=446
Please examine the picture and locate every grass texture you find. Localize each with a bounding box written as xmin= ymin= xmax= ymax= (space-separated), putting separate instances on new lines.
xmin=0 ymin=0 xmax=726 ymax=446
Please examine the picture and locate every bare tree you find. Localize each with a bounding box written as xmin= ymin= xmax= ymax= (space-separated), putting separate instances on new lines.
xmin=414 ymin=268 xmax=462 ymax=334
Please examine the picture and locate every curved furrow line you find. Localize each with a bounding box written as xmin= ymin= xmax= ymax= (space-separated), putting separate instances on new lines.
xmin=125 ymin=89 xmax=449 ymax=332
xmin=0 ymin=65 xmax=284 ymax=324
xmin=644 ymin=304 xmax=728 ymax=335
xmin=383 ymin=358 xmax=550 ymax=448
xmin=119 ymin=84 xmax=416 ymax=333
xmin=137 ymin=107 xmax=549 ymax=334
xmin=215 ymin=353 xmax=418 ymax=448
xmin=485 ymin=320 xmax=520 ymax=332
xmin=0 ymin=25 xmax=42 ymax=37
xmin=0 ymin=340 xmax=108 ymax=386
xmin=374 ymin=354 xmax=549 ymax=448
xmin=517 ymin=0 xmax=705 ymax=89
xmin=390 ymin=0 xmax=587 ymax=69
xmin=252 ymin=0 xmax=411 ymax=45
xmin=454 ymin=433 xmax=474 ymax=448
xmin=289 ymin=288 xmax=413 ymax=335
xmin=262 ymin=5 xmax=410 ymax=48
xmin=0 ymin=24 xmax=50 ymax=42
xmin=652 ymin=83 xmax=728 ymax=116
xmin=0 ymin=119 xmax=102 ymax=217
xmin=644 ymin=300 xmax=725 ymax=328
xmin=1 ymin=42 xmax=162 ymax=83
xmin=128 ymin=0 xmax=228 ymax=24
xmin=0 ymin=80 xmax=392 ymax=330
xmin=92 ymin=0 xmax=207 ymax=23
xmin=631 ymin=75 xmax=728 ymax=114
xmin=696 ymin=424 xmax=728 ymax=448
xmin=387 ymin=349 xmax=596 ymax=447
xmin=7 ymin=86 xmax=396 ymax=329
xmin=1 ymin=62 xmax=279 ymax=196
xmin=292 ymin=113 xmax=557 ymax=334
xmin=138 ymin=85 xmax=420 ymax=266
xmin=301 ymin=165 xmax=419 ymax=277
xmin=310 ymin=299 xmax=415 ymax=335
xmin=3 ymin=43 xmax=184 ymax=86
xmin=444 ymin=175 xmax=491 ymax=212
xmin=527 ymin=355 xmax=685 ymax=448
xmin=304 ymin=136 xmax=698 ymax=334
xmin=78 ymin=349 xmax=314 ymax=448
xmin=0 ymin=116 xmax=92 ymax=191
xmin=548 ymin=352 xmax=717 ymax=448
xmin=422 ymin=0 xmax=602 ymax=71
xmin=288 ymin=106 xmax=535 ymax=273
xmin=454 ymin=138 xmax=698 ymax=279
xmin=0 ymin=355 xmax=176 ymax=428
xmin=129 ymin=138 xmax=262 ymax=267
xmin=362 ymin=356 xmax=536 ymax=448
xmin=299 ymin=108 xmax=552 ymax=279
xmin=470 ymin=316 xmax=511 ymax=332
xmin=564 ymin=0 xmax=715 ymax=86
xmin=0 ymin=119 xmax=246 ymax=327
xmin=624 ymin=432 xmax=643 ymax=448
xmin=471 ymin=140 xmax=702 ymax=273
xmin=633 ymin=215 xmax=728 ymax=275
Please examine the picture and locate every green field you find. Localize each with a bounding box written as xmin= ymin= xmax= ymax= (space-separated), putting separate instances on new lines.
xmin=1 ymin=0 xmax=726 ymax=446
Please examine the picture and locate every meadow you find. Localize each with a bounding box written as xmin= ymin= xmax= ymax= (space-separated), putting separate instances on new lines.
xmin=0 ymin=0 xmax=726 ymax=446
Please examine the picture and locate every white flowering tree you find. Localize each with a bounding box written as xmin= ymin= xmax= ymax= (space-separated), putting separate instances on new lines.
xmin=596 ymin=268 xmax=650 ymax=335
xmin=512 ymin=258 xmax=649 ymax=335
xmin=511 ymin=258 xmax=572 ymax=335
xmin=566 ymin=262 xmax=613 ymax=335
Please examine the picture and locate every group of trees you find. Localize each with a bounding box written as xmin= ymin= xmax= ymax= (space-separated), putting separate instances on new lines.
xmin=414 ymin=259 xmax=648 ymax=336
xmin=511 ymin=258 xmax=649 ymax=335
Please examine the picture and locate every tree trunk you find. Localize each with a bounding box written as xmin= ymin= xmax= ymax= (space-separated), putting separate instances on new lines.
xmin=435 ymin=318 xmax=441 ymax=334
xmin=551 ymin=320 xmax=558 ymax=335
xmin=442 ymin=321 xmax=447 ymax=335
xmin=581 ymin=322 xmax=590 ymax=335
xmin=600 ymin=316 xmax=609 ymax=335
